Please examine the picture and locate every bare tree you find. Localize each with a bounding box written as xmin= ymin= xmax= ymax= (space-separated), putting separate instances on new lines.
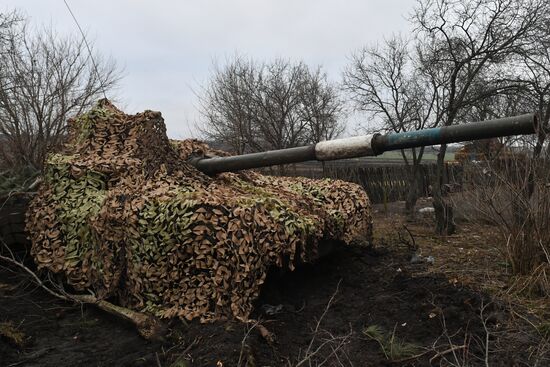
xmin=412 ymin=0 xmax=548 ymax=234
xmin=198 ymin=57 xmax=258 ymax=154
xmin=343 ymin=35 xmax=436 ymax=218
xmin=519 ymin=29 xmax=550 ymax=159
xmin=252 ymin=59 xmax=310 ymax=150
xmin=449 ymin=12 xmax=550 ymax=275
xmin=0 ymin=11 xmax=20 ymax=45
xmin=298 ymin=67 xmax=345 ymax=143
xmin=0 ymin=11 xmax=121 ymax=169
xmin=199 ymin=56 xmax=344 ymax=156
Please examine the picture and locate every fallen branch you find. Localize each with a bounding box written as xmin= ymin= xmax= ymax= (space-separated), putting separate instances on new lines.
xmin=0 ymin=248 xmax=166 ymax=341
xmin=256 ymin=323 xmax=275 ymax=345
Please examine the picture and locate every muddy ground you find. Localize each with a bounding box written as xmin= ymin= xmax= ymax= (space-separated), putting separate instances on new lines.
xmin=1 ymin=201 xmax=548 ymax=366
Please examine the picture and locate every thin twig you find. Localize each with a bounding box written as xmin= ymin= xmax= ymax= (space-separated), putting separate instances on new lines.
xmin=0 ymin=252 xmax=71 ymax=302
xmin=237 ymin=320 xmax=259 ymax=367
xmin=428 ymin=345 xmax=467 ymax=364
xmin=295 ymin=279 xmax=343 ymax=367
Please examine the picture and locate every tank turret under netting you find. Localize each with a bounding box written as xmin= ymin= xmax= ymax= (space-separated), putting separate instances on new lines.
xmin=26 ymin=100 xmax=373 ymax=322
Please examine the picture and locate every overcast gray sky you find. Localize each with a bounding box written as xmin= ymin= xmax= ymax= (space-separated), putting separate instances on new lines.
xmin=2 ymin=0 xmax=414 ymax=138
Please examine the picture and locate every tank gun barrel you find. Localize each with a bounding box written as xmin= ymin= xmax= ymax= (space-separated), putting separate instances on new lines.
xmin=192 ymin=113 xmax=537 ymax=174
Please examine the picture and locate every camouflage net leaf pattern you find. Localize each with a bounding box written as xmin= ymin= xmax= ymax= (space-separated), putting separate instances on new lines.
xmin=26 ymin=100 xmax=373 ymax=322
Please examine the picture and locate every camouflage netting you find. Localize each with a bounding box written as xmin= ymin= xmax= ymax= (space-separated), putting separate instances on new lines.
xmin=26 ymin=100 xmax=373 ymax=322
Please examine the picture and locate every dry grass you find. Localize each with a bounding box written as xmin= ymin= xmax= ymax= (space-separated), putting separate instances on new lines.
xmin=372 ymin=201 xmax=550 ymax=347
xmin=372 ymin=202 xmax=550 ymax=365
xmin=451 ymin=159 xmax=550 ymax=278
xmin=373 ymin=205 xmax=509 ymax=292
xmin=362 ymin=324 xmax=420 ymax=360
xmin=0 ymin=320 xmax=26 ymax=348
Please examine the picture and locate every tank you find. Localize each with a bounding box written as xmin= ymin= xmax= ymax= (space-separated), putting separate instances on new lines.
xmin=11 ymin=101 xmax=539 ymax=326
xmin=190 ymin=113 xmax=537 ymax=174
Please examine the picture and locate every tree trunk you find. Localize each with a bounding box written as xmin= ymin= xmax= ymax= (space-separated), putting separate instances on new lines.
xmin=433 ymin=144 xmax=455 ymax=235
xmin=405 ymin=165 xmax=421 ymax=221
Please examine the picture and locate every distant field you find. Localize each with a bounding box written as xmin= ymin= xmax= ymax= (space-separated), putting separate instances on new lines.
xmin=372 ymin=151 xmax=456 ymax=161
xmin=311 ymin=151 xmax=457 ymax=166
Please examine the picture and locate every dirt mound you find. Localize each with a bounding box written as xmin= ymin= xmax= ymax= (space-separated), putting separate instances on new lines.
xmin=26 ymin=100 xmax=373 ymax=322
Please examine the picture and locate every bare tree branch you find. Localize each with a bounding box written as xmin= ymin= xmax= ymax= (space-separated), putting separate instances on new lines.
xmin=0 ymin=12 xmax=121 ymax=169
xmin=199 ymin=56 xmax=344 ymax=156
